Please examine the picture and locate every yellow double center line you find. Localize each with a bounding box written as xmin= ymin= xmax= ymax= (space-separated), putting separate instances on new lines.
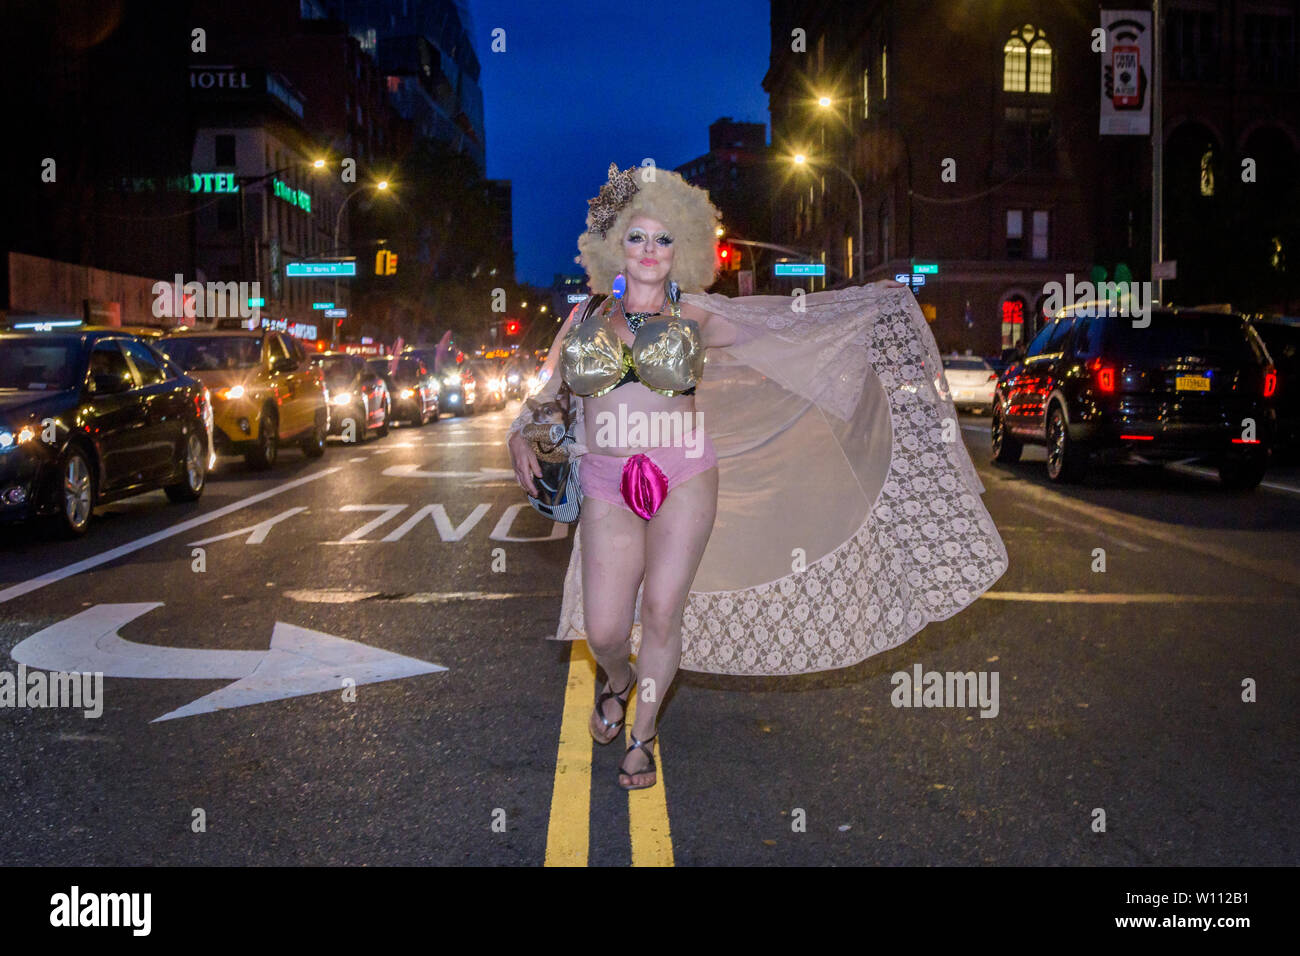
xmin=544 ymin=642 xmax=673 ymax=866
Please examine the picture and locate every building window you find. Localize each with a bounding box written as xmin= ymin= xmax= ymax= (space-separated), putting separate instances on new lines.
xmin=1200 ymin=147 xmax=1215 ymax=196
xmin=1003 ymin=24 xmax=1052 ymax=93
xmin=881 ymin=45 xmax=887 ymax=99
xmin=1245 ymin=13 xmax=1296 ymax=86
xmin=1168 ymin=9 xmax=1219 ymax=82
xmin=862 ymin=67 xmax=869 ymax=119
xmin=845 ymin=234 xmax=854 ymax=279
xmin=215 ymin=134 xmax=236 ymax=168
xmin=1032 ymin=210 xmax=1049 ymax=259
xmin=1006 ymin=209 xmax=1024 ymax=258
xmin=1007 ymin=209 xmax=1049 ymax=259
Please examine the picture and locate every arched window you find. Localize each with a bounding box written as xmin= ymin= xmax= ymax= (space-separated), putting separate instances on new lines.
xmin=1003 ymin=24 xmax=1052 ymax=93
xmin=1199 ymin=147 xmax=1215 ymax=196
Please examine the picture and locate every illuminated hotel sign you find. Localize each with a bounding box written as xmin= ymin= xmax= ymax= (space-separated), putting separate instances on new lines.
xmin=190 ymin=173 xmax=239 ymax=193
xmin=260 ymin=317 xmax=318 ymax=340
xmin=272 ymin=178 xmax=311 ymax=212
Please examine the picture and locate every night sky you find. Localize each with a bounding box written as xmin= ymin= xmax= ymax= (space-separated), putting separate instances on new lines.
xmin=474 ymin=0 xmax=772 ymax=287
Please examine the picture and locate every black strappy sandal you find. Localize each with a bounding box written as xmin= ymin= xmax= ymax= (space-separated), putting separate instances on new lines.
xmin=590 ymin=669 xmax=635 ymax=744
xmin=618 ymin=733 xmax=657 ymax=791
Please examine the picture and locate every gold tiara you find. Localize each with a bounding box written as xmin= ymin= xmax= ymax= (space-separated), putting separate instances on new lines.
xmin=586 ymin=163 xmax=639 ymax=238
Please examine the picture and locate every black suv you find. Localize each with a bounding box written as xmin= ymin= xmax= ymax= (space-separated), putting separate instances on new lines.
xmin=992 ymin=306 xmax=1278 ymax=489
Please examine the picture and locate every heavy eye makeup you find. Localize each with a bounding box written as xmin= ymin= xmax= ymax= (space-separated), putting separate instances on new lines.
xmin=625 ymin=230 xmax=674 ymax=247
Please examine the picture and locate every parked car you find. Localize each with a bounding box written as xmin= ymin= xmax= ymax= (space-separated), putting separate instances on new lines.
xmin=941 ymin=353 xmax=998 ymax=413
xmin=370 ymin=355 xmax=440 ymax=426
xmin=0 ymin=330 xmax=210 ymax=536
xmin=1249 ymin=316 xmax=1299 ymax=461
xmin=992 ymin=305 xmax=1278 ymax=489
xmin=160 ymin=330 xmax=328 ymax=469
xmin=311 ymin=352 xmax=389 ymax=441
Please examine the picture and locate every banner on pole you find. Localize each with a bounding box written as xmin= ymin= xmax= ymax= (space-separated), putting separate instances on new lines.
xmin=1099 ymin=10 xmax=1152 ymax=135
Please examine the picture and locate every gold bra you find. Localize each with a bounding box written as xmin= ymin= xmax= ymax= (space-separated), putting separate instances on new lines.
xmin=560 ymin=297 xmax=704 ymax=398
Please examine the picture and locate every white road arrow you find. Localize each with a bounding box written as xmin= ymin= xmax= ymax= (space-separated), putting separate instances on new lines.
xmin=382 ymin=464 xmax=517 ymax=484
xmin=9 ymin=604 xmax=446 ymax=723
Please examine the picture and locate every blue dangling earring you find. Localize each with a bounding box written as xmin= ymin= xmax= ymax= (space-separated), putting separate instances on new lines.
xmin=611 ymin=273 xmax=626 ymax=299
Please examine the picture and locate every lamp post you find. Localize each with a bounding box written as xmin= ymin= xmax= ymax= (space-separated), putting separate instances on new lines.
xmin=793 ymin=153 xmax=865 ymax=281
xmin=331 ymin=180 xmax=390 ymax=345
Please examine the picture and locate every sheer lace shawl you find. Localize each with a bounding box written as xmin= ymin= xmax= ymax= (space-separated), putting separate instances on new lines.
xmin=516 ymin=281 xmax=1008 ymax=676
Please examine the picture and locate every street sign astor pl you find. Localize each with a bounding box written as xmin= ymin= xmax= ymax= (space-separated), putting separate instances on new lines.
xmin=774 ymin=262 xmax=825 ymax=276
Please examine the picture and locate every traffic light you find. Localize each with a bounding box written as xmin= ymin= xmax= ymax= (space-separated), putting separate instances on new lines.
xmin=717 ymin=243 xmax=741 ymax=271
xmin=505 ymin=320 xmax=520 ymax=335
xmin=374 ymin=249 xmax=398 ymax=275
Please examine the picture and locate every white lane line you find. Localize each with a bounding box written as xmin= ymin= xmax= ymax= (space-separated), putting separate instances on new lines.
xmin=1012 ymin=501 xmax=1148 ymax=552
xmin=0 ymin=468 xmax=342 ymax=605
xmin=348 ymin=456 xmax=367 ymax=462
xmin=1008 ymin=478 xmax=1300 ymax=588
xmin=980 ymin=591 xmax=1296 ymax=603
xmin=284 ymin=589 xmax=562 ymax=603
xmin=1165 ymin=461 xmax=1300 ymax=497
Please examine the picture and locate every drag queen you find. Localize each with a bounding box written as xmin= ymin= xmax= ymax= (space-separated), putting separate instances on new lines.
xmin=507 ymin=164 xmax=1007 ymax=790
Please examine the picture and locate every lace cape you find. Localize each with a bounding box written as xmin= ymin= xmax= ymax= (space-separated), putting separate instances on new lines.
xmin=509 ymin=280 xmax=1008 ymax=676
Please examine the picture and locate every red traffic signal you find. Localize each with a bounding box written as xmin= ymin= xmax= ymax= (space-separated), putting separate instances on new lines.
xmin=505 ymin=320 xmax=520 ymax=335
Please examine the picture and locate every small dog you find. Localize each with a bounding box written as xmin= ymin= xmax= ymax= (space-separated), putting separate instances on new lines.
xmin=521 ymin=397 xmax=571 ymax=462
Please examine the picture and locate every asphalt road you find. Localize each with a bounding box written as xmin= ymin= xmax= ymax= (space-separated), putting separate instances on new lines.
xmin=0 ymin=404 xmax=1296 ymax=866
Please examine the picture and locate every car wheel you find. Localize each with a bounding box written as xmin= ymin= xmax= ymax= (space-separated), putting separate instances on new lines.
xmin=244 ymin=408 xmax=278 ymax=470
xmin=165 ymin=431 xmax=206 ymax=502
xmin=1218 ymin=450 xmax=1267 ymax=491
xmin=1046 ymin=404 xmax=1087 ymax=483
xmin=991 ymin=407 xmax=1023 ymax=463
xmin=301 ymin=409 xmax=327 ymax=458
xmin=54 ymin=444 xmax=95 ymax=538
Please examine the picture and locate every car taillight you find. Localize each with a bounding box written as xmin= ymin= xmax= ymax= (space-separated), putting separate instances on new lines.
xmin=986 ymin=372 xmax=998 ymax=383
xmin=1264 ymin=368 xmax=1277 ymax=398
xmin=1087 ymin=357 xmax=1115 ymax=393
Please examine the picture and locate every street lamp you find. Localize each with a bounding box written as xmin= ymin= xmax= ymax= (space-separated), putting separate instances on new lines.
xmin=792 ymin=152 xmax=865 ymax=281
xmin=238 ymin=156 xmax=328 ymax=287
xmin=332 ymin=180 xmax=393 ymax=344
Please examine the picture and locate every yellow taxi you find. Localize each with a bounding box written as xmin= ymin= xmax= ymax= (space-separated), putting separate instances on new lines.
xmin=158 ymin=330 xmax=328 ymax=469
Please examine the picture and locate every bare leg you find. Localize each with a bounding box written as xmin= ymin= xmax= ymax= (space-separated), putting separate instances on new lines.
xmin=621 ymin=466 xmax=719 ymax=787
xmin=579 ymin=494 xmax=647 ymax=741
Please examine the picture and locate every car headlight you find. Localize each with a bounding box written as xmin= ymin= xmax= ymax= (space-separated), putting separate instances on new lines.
xmin=0 ymin=426 xmax=38 ymax=449
xmin=507 ymin=373 xmax=520 ymax=384
xmin=399 ymin=388 xmax=414 ymax=399
xmin=215 ymin=384 xmax=245 ymax=401
xmin=444 ymin=373 xmax=461 ymax=386
xmin=331 ymin=391 xmax=353 ymax=406
xmin=525 ymin=375 xmax=539 ymax=392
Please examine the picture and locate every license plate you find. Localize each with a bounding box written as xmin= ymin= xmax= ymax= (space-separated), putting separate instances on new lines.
xmin=1176 ymin=375 xmax=1211 ymax=392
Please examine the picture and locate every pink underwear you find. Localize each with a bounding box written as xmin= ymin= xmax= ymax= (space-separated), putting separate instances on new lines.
xmin=579 ymin=431 xmax=717 ymax=520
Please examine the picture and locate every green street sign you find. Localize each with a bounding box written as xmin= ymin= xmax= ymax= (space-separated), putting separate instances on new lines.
xmin=311 ymin=302 xmax=335 ymax=310
xmin=913 ymin=263 xmax=939 ymax=274
xmin=286 ymin=261 xmax=356 ymax=277
xmin=774 ymin=262 xmax=826 ymax=276
xmin=247 ymin=297 xmax=265 ymax=308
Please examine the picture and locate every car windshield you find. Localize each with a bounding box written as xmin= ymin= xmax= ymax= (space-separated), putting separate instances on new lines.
xmin=0 ymin=339 xmax=79 ymax=390
xmin=319 ymin=356 xmax=358 ymax=386
xmin=162 ymin=336 xmax=261 ymax=371
xmin=943 ymin=358 xmax=990 ymax=371
xmin=1103 ymin=314 xmax=1253 ymax=363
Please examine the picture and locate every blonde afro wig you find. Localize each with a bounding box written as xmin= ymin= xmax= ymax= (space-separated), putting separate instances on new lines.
xmin=576 ymin=165 xmax=723 ymax=295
